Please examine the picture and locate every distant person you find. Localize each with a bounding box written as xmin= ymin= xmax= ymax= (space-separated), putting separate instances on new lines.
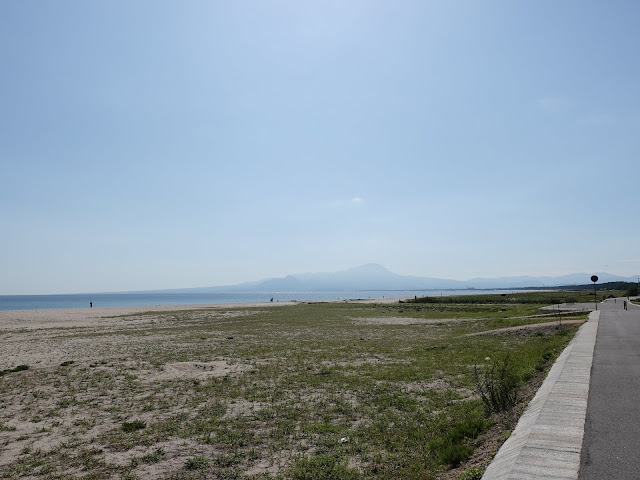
xmin=270 ymin=297 xmax=273 ymax=302
xmin=624 ymin=300 xmax=627 ymax=310
xmin=90 ymin=301 xmax=92 ymax=308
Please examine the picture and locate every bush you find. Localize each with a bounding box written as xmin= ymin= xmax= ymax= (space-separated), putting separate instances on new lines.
xmin=473 ymin=354 xmax=521 ymax=415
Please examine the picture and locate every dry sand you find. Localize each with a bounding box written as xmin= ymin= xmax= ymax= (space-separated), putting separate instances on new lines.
xmin=0 ymin=296 xmax=412 ymax=477
xmin=0 ymin=298 xmax=409 ymax=371
xmin=0 ymin=296 xmax=409 ymax=332
xmin=0 ymin=302 xmax=293 ymax=332
xmin=0 ymin=298 xmax=413 ymax=373
xmin=0 ymin=303 xmax=280 ymax=371
xmin=0 ymin=302 xmax=280 ymax=475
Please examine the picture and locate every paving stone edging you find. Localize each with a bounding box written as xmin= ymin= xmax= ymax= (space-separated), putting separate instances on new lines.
xmin=482 ymin=310 xmax=600 ymax=480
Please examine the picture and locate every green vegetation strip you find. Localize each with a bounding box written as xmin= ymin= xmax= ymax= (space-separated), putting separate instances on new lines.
xmin=406 ymin=290 xmax=608 ymax=305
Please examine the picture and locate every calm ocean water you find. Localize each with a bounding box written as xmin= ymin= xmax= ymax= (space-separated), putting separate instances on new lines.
xmin=0 ymin=290 xmax=523 ymax=311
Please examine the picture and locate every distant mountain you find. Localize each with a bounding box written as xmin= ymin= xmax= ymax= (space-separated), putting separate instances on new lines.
xmin=151 ymin=264 xmax=640 ymax=294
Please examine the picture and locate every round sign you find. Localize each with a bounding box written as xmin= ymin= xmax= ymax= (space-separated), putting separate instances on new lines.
xmin=591 ymin=275 xmax=599 ymax=283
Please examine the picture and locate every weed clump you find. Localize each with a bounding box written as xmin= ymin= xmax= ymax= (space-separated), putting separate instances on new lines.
xmin=458 ymin=465 xmax=485 ymax=479
xmin=473 ymin=354 xmax=521 ymax=415
xmin=141 ymin=447 xmax=165 ymax=463
xmin=184 ymin=455 xmax=210 ymax=470
xmin=122 ymin=420 xmax=146 ymax=432
xmin=130 ymin=448 xmax=165 ymax=467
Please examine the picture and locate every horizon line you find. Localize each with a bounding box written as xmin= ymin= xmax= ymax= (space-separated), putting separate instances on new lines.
xmin=3 ymin=269 xmax=638 ymax=297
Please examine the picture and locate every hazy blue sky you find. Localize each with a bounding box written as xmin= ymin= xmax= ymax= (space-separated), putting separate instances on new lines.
xmin=2 ymin=1 xmax=639 ymax=294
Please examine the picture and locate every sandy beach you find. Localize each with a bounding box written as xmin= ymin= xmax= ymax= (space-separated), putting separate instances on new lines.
xmin=0 ymin=303 xmax=256 ymax=474
xmin=0 ymin=299 xmax=409 ymax=378
xmin=0 ymin=302 xmax=288 ymax=332
xmin=0 ymin=297 xmax=412 ymax=477
xmin=0 ymin=296 xmax=587 ymax=478
xmin=0 ymin=297 xmax=410 ymax=332
xmin=0 ymin=298 xmax=410 ymax=369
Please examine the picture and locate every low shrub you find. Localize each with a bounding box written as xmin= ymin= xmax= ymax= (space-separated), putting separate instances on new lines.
xmin=473 ymin=354 xmax=521 ymax=415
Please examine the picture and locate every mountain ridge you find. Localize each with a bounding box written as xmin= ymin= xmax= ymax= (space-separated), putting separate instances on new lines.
xmin=145 ymin=264 xmax=639 ymax=294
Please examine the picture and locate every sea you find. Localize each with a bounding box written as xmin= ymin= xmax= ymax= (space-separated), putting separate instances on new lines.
xmin=0 ymin=290 xmax=525 ymax=311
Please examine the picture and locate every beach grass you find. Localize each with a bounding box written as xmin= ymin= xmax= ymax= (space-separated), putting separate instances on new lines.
xmin=0 ymin=296 xmax=588 ymax=479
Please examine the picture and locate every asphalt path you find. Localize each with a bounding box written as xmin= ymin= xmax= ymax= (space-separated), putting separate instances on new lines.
xmin=579 ymin=299 xmax=640 ymax=479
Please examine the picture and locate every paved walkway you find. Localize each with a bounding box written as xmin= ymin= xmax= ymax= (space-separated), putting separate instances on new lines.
xmin=483 ymin=299 xmax=640 ymax=479
xmin=579 ymin=299 xmax=640 ymax=479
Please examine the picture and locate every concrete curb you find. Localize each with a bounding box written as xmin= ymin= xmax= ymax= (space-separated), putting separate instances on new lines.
xmin=482 ymin=310 xmax=600 ymax=480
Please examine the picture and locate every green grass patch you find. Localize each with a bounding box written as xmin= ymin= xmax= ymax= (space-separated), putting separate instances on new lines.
xmin=286 ymin=454 xmax=361 ymax=480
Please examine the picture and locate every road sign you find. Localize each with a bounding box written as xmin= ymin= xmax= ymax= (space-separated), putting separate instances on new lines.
xmin=591 ymin=276 xmax=598 ymax=310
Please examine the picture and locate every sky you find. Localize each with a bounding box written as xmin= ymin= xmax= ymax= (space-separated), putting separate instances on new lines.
xmin=1 ymin=1 xmax=640 ymax=294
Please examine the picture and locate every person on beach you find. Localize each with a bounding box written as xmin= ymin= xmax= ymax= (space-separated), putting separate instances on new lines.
xmin=90 ymin=301 xmax=92 ymax=308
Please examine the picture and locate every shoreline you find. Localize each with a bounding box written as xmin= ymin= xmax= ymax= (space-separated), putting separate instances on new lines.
xmin=0 ymin=298 xmax=410 ymax=331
